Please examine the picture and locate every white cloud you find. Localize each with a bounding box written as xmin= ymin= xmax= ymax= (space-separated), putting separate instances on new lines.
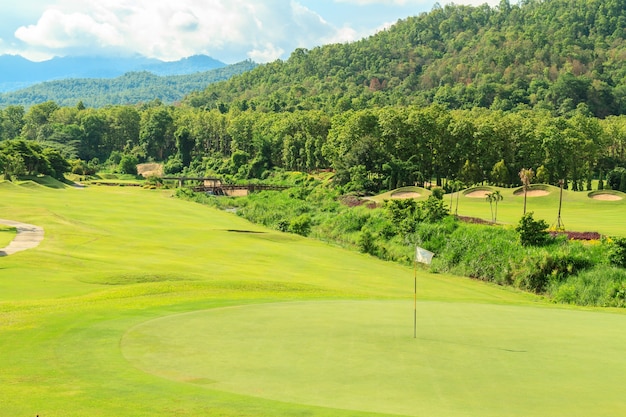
xmin=8 ymin=0 xmax=345 ymax=63
xmin=333 ymin=0 xmax=500 ymax=5
xmin=3 ymin=0 xmax=505 ymax=62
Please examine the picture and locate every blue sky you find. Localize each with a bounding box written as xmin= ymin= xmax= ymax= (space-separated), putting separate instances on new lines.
xmin=0 ymin=0 xmax=500 ymax=63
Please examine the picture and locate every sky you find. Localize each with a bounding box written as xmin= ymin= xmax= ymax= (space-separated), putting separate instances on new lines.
xmin=0 ymin=0 xmax=500 ymax=64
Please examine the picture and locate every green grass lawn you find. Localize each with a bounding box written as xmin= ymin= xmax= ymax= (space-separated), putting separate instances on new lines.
xmin=1 ymin=182 xmax=625 ymax=416
xmin=448 ymin=185 xmax=626 ymax=236
xmin=0 ymin=224 xmax=16 ymax=248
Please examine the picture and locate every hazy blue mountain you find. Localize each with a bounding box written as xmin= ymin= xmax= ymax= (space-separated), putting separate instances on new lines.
xmin=0 ymin=60 xmax=257 ymax=108
xmin=0 ymin=54 xmax=227 ymax=92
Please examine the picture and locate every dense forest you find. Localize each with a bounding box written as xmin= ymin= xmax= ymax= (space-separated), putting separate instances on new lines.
xmin=0 ymin=61 xmax=257 ymax=108
xmin=186 ymin=0 xmax=626 ymax=118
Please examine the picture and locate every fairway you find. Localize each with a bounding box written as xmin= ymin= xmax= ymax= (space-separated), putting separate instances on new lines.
xmin=1 ymin=182 xmax=626 ymax=416
xmin=122 ymin=300 xmax=626 ymax=417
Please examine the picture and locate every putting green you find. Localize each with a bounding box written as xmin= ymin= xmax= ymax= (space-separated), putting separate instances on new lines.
xmin=122 ymin=300 xmax=626 ymax=417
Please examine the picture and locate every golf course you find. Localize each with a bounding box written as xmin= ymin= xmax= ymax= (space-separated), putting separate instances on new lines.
xmin=1 ymin=180 xmax=626 ymax=416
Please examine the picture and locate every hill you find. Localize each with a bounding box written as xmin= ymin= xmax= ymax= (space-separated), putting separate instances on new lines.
xmin=185 ymin=0 xmax=626 ymax=118
xmin=0 ymin=60 xmax=257 ymax=108
xmin=0 ymin=54 xmax=226 ymax=93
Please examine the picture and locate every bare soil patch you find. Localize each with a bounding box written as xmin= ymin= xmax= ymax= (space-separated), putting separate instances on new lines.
xmin=137 ymin=163 xmax=164 ymax=178
xmin=391 ymin=191 xmax=421 ymax=199
xmin=591 ymin=193 xmax=623 ymax=201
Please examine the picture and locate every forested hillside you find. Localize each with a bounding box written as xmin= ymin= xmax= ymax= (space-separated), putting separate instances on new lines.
xmin=186 ymin=0 xmax=626 ymax=118
xmin=3 ymin=0 xmax=626 ymax=196
xmin=0 ymin=61 xmax=257 ymax=108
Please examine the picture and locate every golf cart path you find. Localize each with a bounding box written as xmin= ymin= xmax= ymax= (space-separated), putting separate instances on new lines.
xmin=0 ymin=219 xmax=44 ymax=256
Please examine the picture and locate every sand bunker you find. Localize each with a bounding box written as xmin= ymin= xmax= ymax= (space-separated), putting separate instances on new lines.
xmin=391 ymin=191 xmax=421 ymax=199
xmin=465 ymin=190 xmax=492 ymax=198
xmin=590 ymin=193 xmax=623 ymax=201
xmin=514 ymin=189 xmax=550 ymax=197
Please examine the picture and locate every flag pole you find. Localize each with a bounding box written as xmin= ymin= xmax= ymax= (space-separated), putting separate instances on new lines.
xmin=413 ymin=252 xmax=417 ymax=339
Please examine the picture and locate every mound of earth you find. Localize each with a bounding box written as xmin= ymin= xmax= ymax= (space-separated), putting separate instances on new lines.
xmin=137 ymin=163 xmax=164 ymax=178
xmin=465 ymin=190 xmax=492 ymax=198
xmin=590 ymin=193 xmax=623 ymax=201
xmin=391 ymin=191 xmax=421 ymax=199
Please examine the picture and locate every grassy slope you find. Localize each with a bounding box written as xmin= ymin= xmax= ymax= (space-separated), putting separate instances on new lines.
xmin=0 ymin=183 xmax=624 ymax=416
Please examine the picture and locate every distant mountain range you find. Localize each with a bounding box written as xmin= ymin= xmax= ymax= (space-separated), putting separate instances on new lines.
xmin=0 ymin=60 xmax=257 ymax=108
xmin=0 ymin=54 xmax=227 ymax=92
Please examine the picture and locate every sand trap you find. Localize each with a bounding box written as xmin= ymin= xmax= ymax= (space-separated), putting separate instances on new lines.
xmin=465 ymin=190 xmax=492 ymax=198
xmin=591 ymin=193 xmax=623 ymax=201
xmin=514 ymin=189 xmax=550 ymax=197
xmin=0 ymin=219 xmax=44 ymax=256
xmin=391 ymin=191 xmax=421 ymax=199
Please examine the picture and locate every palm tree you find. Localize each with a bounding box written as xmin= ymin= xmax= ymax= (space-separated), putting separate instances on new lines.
xmin=492 ymin=190 xmax=503 ymax=223
xmin=486 ymin=190 xmax=504 ymax=223
xmin=486 ymin=192 xmax=495 ymax=222
xmin=519 ymin=168 xmax=535 ymax=215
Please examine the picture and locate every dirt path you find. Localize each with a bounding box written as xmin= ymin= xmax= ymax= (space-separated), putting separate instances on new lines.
xmin=0 ymin=219 xmax=44 ymax=256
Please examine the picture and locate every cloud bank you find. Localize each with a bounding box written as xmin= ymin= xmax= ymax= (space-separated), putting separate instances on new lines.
xmin=8 ymin=0 xmax=362 ymax=63
xmin=3 ymin=0 xmax=502 ymax=62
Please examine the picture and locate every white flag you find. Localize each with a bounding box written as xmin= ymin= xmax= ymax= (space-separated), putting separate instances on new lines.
xmin=415 ymin=246 xmax=434 ymax=265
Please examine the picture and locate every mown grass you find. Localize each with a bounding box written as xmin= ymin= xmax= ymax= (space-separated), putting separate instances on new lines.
xmin=0 ymin=224 xmax=16 ymax=248
xmin=1 ymin=181 xmax=625 ymax=416
xmin=447 ymin=185 xmax=626 ymax=236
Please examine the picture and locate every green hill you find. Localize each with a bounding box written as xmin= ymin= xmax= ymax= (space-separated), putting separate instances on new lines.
xmin=185 ymin=0 xmax=626 ymax=117
xmin=0 ymin=60 xmax=257 ymax=108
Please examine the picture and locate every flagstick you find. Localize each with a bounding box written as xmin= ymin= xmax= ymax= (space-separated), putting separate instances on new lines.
xmin=414 ymin=256 xmax=417 ymax=339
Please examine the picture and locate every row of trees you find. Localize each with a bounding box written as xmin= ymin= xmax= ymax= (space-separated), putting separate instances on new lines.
xmin=1 ymin=100 xmax=626 ymax=193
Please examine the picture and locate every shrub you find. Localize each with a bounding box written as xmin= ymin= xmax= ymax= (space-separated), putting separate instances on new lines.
xmin=516 ymin=212 xmax=551 ymax=246
xmin=289 ymin=214 xmax=312 ymax=236
xmin=118 ymin=154 xmax=138 ymax=175
xmin=551 ymin=266 xmax=626 ymax=307
xmin=608 ymin=237 xmax=626 ymax=268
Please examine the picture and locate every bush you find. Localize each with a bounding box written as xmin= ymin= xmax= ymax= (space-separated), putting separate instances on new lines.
xmin=289 ymin=214 xmax=312 ymax=236
xmin=608 ymin=237 xmax=626 ymax=268
xmin=515 ymin=212 xmax=551 ymax=246
xmin=551 ymin=266 xmax=626 ymax=307
xmin=118 ymin=154 xmax=138 ymax=175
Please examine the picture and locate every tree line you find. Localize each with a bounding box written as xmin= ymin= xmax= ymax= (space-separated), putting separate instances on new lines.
xmin=2 ymin=100 xmax=626 ymax=193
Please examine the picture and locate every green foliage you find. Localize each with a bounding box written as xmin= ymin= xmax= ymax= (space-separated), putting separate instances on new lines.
xmin=515 ymin=212 xmax=551 ymax=247
xmin=289 ymin=214 xmax=312 ymax=237
xmin=607 ymin=167 xmax=626 ymax=190
xmin=551 ymin=266 xmax=626 ymax=307
xmin=118 ymin=154 xmax=138 ymax=175
xmin=0 ymin=61 xmax=257 ymax=108
xmin=608 ymin=237 xmax=626 ymax=268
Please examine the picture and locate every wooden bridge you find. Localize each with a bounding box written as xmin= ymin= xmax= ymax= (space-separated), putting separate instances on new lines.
xmin=161 ymin=176 xmax=289 ymax=196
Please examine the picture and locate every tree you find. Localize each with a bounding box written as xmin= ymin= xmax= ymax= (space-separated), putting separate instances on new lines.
xmin=118 ymin=154 xmax=138 ymax=175
xmin=174 ymin=126 xmax=195 ymax=167
xmin=490 ymin=159 xmax=509 ymax=186
xmin=486 ymin=190 xmax=503 ymax=223
xmin=519 ymin=168 xmax=534 ymax=214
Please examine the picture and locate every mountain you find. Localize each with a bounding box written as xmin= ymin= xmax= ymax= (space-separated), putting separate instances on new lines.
xmin=0 ymin=54 xmax=227 ymax=92
xmin=0 ymin=60 xmax=257 ymax=108
xmin=184 ymin=0 xmax=626 ymax=118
